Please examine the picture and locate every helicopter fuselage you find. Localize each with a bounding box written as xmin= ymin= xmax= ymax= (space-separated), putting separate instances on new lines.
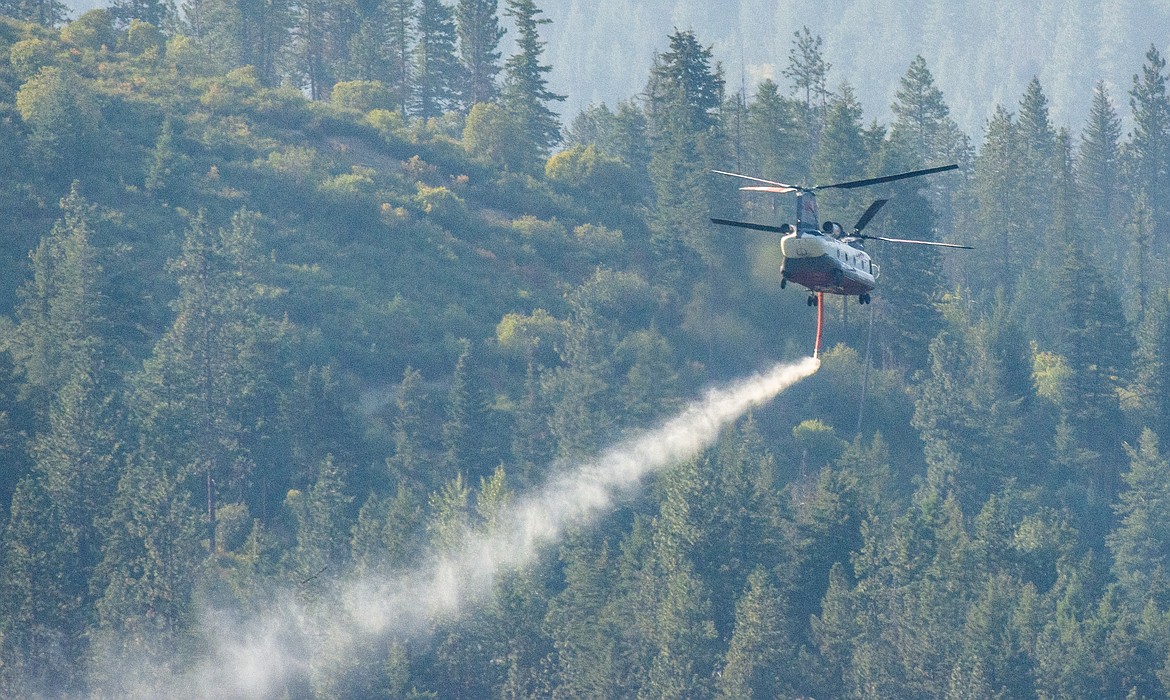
xmin=780 ymin=230 xmax=877 ymax=296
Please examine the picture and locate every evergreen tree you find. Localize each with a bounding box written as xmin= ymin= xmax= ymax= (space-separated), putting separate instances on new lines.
xmin=285 ymin=454 xmax=354 ymax=580
xmin=782 ymin=25 xmax=831 ymax=117
xmin=716 ymin=567 xmax=797 ymax=699
xmin=440 ymin=338 xmax=471 ymax=478
xmin=413 ymin=0 xmax=462 ymax=119
xmin=1109 ymin=429 xmax=1170 ymax=609
xmin=131 ymin=209 xmax=278 ymax=555
xmin=644 ymin=29 xmax=724 ymax=272
xmin=195 ymin=0 xmax=290 ymax=86
xmin=1079 ymin=81 xmax=1122 ymax=253
xmin=500 ymin=0 xmax=564 ymax=166
xmin=970 ymin=106 xmax=1021 ymax=292
xmin=1128 ymin=290 xmax=1170 ymax=436
xmin=109 ymin=0 xmax=172 ymax=27
xmin=746 ymin=78 xmax=807 ymax=183
xmin=1128 ymin=45 xmax=1170 ymax=250
xmin=90 ymin=450 xmax=204 ymax=694
xmin=0 ymin=0 xmax=66 ymax=26
xmin=455 ymin=0 xmax=504 ymax=107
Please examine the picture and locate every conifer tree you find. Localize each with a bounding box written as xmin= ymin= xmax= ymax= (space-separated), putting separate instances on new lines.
xmin=285 ymin=453 xmax=353 ymax=580
xmin=109 ymin=0 xmax=172 ymax=27
xmin=500 ymin=0 xmax=564 ymax=166
xmin=131 ymin=209 xmax=277 ymax=555
xmin=746 ymin=78 xmax=807 ymax=183
xmin=971 ymin=106 xmax=1021 ymax=291
xmin=1128 ymin=45 xmax=1170 ymax=248
xmin=1129 ymin=290 xmax=1170 ymax=436
xmin=440 ymin=339 xmax=471 ymax=477
xmin=1109 ymin=429 xmax=1170 ymax=609
xmin=0 ymin=0 xmax=66 ymax=26
xmin=644 ymin=29 xmax=724 ymax=272
xmin=413 ymin=0 xmax=462 ymax=119
xmin=456 ymin=0 xmax=504 ymax=107
xmin=195 ymin=0 xmax=290 ymax=85
xmin=782 ymin=25 xmax=831 ymax=118
xmin=717 ymin=567 xmax=796 ymax=699
xmin=1079 ymin=81 xmax=1122 ymax=248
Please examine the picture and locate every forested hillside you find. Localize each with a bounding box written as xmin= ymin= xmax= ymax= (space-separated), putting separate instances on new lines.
xmin=3 ymin=1 xmax=1170 ymax=698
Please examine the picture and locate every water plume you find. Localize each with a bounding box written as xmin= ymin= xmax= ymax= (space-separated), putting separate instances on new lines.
xmin=131 ymin=357 xmax=821 ymax=698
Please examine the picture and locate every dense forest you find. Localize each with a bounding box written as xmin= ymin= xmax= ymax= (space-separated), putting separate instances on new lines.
xmin=3 ymin=0 xmax=1170 ymax=697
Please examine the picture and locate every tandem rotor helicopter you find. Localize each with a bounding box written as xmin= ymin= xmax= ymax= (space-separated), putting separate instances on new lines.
xmin=710 ymin=163 xmax=971 ymax=357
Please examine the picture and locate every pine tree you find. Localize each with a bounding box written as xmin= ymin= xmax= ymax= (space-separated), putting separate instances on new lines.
xmin=8 ymin=183 xmax=108 ymax=413
xmin=1109 ymin=429 xmax=1170 ymax=608
xmin=782 ymin=25 xmax=831 ymax=117
xmin=1128 ymin=45 xmax=1170 ymax=250
xmin=109 ymin=0 xmax=172 ymax=27
xmin=500 ymin=0 xmax=564 ymax=166
xmin=716 ymin=567 xmax=796 ymax=699
xmin=440 ymin=339 xmax=471 ymax=478
xmin=285 ymin=453 xmax=354 ymax=581
xmin=455 ymin=0 xmax=504 ymax=107
xmin=1079 ymin=81 xmax=1122 ymax=250
xmin=746 ymin=78 xmax=807 ymax=183
xmin=644 ymin=29 xmax=724 ymax=272
xmin=0 ymin=0 xmax=66 ymax=26
xmin=971 ymin=106 xmax=1021 ymax=291
xmin=131 ymin=209 xmax=278 ymax=555
xmin=196 ymin=0 xmax=290 ymax=86
xmin=413 ymin=0 xmax=462 ymax=119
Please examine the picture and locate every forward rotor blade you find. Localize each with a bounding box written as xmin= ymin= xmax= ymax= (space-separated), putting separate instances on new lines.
xmin=815 ymin=163 xmax=959 ymax=191
xmin=852 ymin=199 xmax=888 ymax=233
xmin=740 ymin=185 xmax=798 ymax=194
xmin=857 ymin=234 xmax=973 ymax=249
xmin=710 ymin=218 xmax=788 ymax=234
xmin=711 ymin=169 xmax=799 ymax=190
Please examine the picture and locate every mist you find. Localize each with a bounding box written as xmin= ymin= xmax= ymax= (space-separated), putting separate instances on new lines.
xmin=108 ymin=357 xmax=820 ymax=698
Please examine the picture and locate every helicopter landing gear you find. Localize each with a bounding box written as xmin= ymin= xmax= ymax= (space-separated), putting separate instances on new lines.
xmin=780 ymin=278 xmax=787 ymax=289
xmin=807 ymin=294 xmax=818 ymax=307
xmin=858 ymin=293 xmax=871 ymax=305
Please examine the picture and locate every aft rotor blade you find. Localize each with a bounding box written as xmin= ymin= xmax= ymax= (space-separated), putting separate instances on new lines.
xmin=710 ymin=218 xmax=788 ymax=234
xmin=711 ymin=169 xmax=799 ymax=190
xmin=816 ymin=163 xmax=959 ymax=191
xmin=852 ymin=199 xmax=888 ymax=233
xmin=858 ymin=234 xmax=973 ymax=249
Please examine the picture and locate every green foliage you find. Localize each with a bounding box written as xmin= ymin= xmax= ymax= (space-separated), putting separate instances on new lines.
xmin=330 ymin=79 xmax=396 ymax=113
xmin=1 ymin=15 xmax=1170 ymax=699
xmin=58 ymin=9 xmax=114 ymax=51
xmin=15 ymin=66 xmax=103 ymax=177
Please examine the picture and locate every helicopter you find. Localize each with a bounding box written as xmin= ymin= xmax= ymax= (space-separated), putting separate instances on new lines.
xmin=710 ymin=163 xmax=970 ymax=308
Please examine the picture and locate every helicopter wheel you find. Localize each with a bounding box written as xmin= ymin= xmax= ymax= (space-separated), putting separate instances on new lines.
xmin=807 ymin=295 xmax=817 ymax=307
xmin=780 ymin=278 xmax=787 ymax=289
xmin=859 ymin=293 xmax=871 ymax=305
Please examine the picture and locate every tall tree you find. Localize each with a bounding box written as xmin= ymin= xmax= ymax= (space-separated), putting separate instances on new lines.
xmin=1079 ymin=81 xmax=1122 ymax=252
xmin=782 ymin=25 xmax=831 ymax=117
xmin=131 ymin=209 xmax=278 ymax=556
xmin=195 ymin=0 xmax=290 ymax=85
xmin=0 ymin=0 xmax=66 ymax=26
xmin=1109 ymin=429 xmax=1170 ymax=609
xmin=413 ymin=0 xmax=462 ymax=118
xmin=0 ymin=187 xmax=117 ymax=697
xmin=644 ymin=29 xmax=725 ymax=273
xmin=1128 ymin=45 xmax=1170 ymax=251
xmin=500 ymin=0 xmax=564 ymax=166
xmin=746 ymin=79 xmax=807 ymax=183
xmin=455 ymin=0 xmax=504 ymax=107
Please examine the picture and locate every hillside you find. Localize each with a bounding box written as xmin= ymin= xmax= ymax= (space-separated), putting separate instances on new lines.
xmin=4 ymin=5 xmax=1170 ymax=699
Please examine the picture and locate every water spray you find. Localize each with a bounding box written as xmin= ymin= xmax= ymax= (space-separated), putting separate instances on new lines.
xmin=121 ymin=357 xmax=822 ymax=698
